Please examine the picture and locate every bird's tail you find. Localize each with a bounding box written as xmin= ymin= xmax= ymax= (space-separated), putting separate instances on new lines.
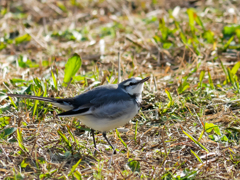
xmin=7 ymin=94 xmax=74 ymax=111
xmin=7 ymin=94 xmax=56 ymax=103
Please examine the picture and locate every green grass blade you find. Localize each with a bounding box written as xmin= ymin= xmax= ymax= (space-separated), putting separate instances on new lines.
xmin=15 ymin=33 xmax=31 ymax=45
xmin=181 ymin=127 xmax=209 ymax=153
xmin=227 ymin=68 xmax=237 ymax=88
xmin=195 ymin=14 xmax=205 ymax=30
xmin=231 ymin=62 xmax=240 ymax=75
xmin=234 ymin=75 xmax=239 ymax=90
xmin=67 ymin=126 xmax=76 ymax=142
xmin=9 ymin=96 xmax=18 ymax=110
xmin=68 ymin=158 xmax=82 ymax=177
xmin=190 ymin=150 xmax=203 ymax=163
xmin=207 ymin=70 xmax=214 ymax=89
xmin=223 ymin=36 xmax=234 ymax=51
xmin=220 ymin=60 xmax=229 ymax=83
xmin=198 ymin=130 xmax=204 ymax=141
xmin=199 ymin=70 xmax=205 ymax=87
xmin=187 ymin=9 xmax=195 ymax=32
xmin=17 ymin=129 xmax=29 ymax=152
xmin=57 ymin=130 xmax=72 ymax=150
xmin=33 ymin=88 xmax=41 ymax=118
xmin=134 ymin=121 xmax=138 ymax=142
xmin=165 ymin=89 xmax=173 ymax=107
xmin=43 ymin=82 xmax=47 ymax=97
xmin=116 ymin=129 xmax=127 ymax=149
xmin=74 ymin=171 xmax=82 ymax=180
xmin=51 ymin=70 xmax=58 ymax=91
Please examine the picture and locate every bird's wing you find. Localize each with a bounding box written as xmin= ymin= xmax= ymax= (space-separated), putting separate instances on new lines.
xmin=57 ymin=104 xmax=92 ymax=117
xmin=57 ymin=91 xmax=135 ymax=118
xmin=90 ymin=99 xmax=135 ymax=119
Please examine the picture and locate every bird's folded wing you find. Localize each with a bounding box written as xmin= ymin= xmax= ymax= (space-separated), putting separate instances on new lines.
xmin=58 ymin=92 xmax=133 ymax=118
xmin=89 ymin=93 xmax=135 ymax=119
xmin=57 ymin=104 xmax=92 ymax=117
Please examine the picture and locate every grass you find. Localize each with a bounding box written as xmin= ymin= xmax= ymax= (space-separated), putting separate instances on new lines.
xmin=1 ymin=0 xmax=240 ymax=179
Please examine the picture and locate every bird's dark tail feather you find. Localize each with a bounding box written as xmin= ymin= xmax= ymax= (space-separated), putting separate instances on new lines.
xmin=7 ymin=94 xmax=56 ymax=103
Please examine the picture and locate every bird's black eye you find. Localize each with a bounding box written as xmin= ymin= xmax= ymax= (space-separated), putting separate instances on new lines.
xmin=129 ymin=82 xmax=134 ymax=86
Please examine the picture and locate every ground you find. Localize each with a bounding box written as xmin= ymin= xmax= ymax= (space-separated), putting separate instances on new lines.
xmin=1 ymin=0 xmax=240 ymax=179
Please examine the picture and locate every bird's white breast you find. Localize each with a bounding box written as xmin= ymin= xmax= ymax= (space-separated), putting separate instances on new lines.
xmin=76 ymin=101 xmax=139 ymax=132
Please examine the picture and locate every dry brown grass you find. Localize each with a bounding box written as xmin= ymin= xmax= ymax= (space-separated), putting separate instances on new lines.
xmin=1 ymin=0 xmax=240 ymax=179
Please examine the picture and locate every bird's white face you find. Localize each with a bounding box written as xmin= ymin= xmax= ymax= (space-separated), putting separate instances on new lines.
xmin=121 ymin=77 xmax=149 ymax=97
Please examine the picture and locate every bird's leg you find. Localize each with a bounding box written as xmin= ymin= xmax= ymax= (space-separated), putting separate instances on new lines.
xmin=102 ymin=132 xmax=116 ymax=154
xmin=91 ymin=129 xmax=98 ymax=153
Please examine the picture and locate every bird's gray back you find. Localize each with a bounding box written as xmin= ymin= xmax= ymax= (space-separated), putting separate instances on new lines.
xmin=70 ymin=84 xmax=131 ymax=108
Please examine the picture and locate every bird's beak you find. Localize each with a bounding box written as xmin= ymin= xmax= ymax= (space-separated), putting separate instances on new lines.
xmin=138 ymin=76 xmax=150 ymax=84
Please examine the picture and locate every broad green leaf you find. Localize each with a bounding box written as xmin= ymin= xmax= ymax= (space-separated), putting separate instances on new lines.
xmin=223 ymin=25 xmax=240 ymax=39
xmin=0 ymin=42 xmax=7 ymax=50
xmin=221 ymin=135 xmax=229 ymax=142
xmin=128 ymin=159 xmax=140 ymax=172
xmin=0 ymin=127 xmax=17 ymax=140
xmin=1 ymin=8 xmax=7 ymax=15
xmin=3 ymin=127 xmax=16 ymax=136
xmin=63 ymin=53 xmax=82 ymax=87
xmin=203 ymin=30 xmax=214 ymax=43
xmin=20 ymin=159 xmax=29 ymax=168
xmin=15 ymin=34 xmax=31 ymax=45
xmin=205 ymin=122 xmax=221 ymax=136
xmin=0 ymin=117 xmax=11 ymax=128
xmin=163 ymin=42 xmax=172 ymax=49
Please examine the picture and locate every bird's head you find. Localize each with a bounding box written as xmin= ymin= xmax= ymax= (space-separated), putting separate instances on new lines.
xmin=119 ymin=76 xmax=150 ymax=97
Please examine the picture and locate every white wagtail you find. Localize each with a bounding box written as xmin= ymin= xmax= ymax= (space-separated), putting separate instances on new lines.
xmin=8 ymin=76 xmax=150 ymax=153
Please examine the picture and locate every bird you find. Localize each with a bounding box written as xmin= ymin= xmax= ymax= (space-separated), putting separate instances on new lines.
xmin=8 ymin=76 xmax=150 ymax=154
